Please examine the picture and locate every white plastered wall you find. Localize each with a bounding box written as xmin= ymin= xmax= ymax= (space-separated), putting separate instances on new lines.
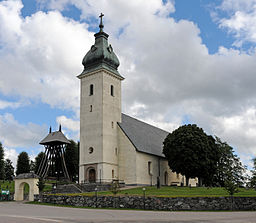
xmin=14 ymin=178 xmax=39 ymax=201
xmin=117 ymin=125 xmax=137 ymax=184
xmin=79 ymin=69 xmax=123 ymax=182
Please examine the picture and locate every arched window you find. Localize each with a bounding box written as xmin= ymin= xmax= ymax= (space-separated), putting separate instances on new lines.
xmin=148 ymin=161 xmax=152 ymax=175
xmin=112 ymin=169 xmax=114 ymax=178
xmin=90 ymin=105 xmax=92 ymax=112
xmin=89 ymin=84 xmax=94 ymax=96
xmin=110 ymin=85 xmax=114 ymax=96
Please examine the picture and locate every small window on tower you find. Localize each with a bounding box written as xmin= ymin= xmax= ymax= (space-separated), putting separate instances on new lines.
xmin=89 ymin=84 xmax=94 ymax=96
xmin=90 ymin=105 xmax=92 ymax=112
xmin=110 ymin=85 xmax=114 ymax=96
xmin=112 ymin=169 xmax=114 ymax=178
xmin=115 ymin=148 xmax=118 ymax=155
xmin=89 ymin=147 xmax=94 ymax=154
xmin=111 ymin=121 xmax=114 ymax=128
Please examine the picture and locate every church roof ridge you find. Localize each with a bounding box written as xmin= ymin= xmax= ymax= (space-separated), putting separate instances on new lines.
xmin=121 ymin=113 xmax=169 ymax=134
xmin=118 ymin=113 xmax=169 ymax=157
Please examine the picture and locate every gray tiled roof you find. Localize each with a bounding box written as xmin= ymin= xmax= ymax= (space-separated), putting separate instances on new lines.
xmin=118 ymin=114 xmax=169 ymax=157
xmin=39 ymin=131 xmax=70 ymax=145
xmin=15 ymin=172 xmax=39 ymax=179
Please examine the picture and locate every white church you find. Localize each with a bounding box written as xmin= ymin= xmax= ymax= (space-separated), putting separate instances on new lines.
xmin=78 ymin=15 xmax=197 ymax=186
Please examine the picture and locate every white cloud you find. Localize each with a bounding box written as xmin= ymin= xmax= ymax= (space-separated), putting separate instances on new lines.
xmin=0 ymin=0 xmax=256 ymax=169
xmin=0 ymin=113 xmax=46 ymax=148
xmin=4 ymin=147 xmax=18 ymax=169
xmin=0 ymin=100 xmax=24 ymax=109
xmin=56 ymin=115 xmax=79 ymax=140
xmin=56 ymin=115 xmax=79 ymax=132
xmin=216 ymin=0 xmax=256 ymax=46
xmin=0 ymin=0 xmax=93 ymax=113
xmin=212 ymin=108 xmax=256 ymax=155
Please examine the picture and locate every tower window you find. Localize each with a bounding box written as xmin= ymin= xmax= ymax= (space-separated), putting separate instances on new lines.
xmin=111 ymin=121 xmax=114 ymax=128
xmin=89 ymin=84 xmax=94 ymax=96
xmin=90 ymin=105 xmax=92 ymax=112
xmin=110 ymin=85 xmax=114 ymax=96
xmin=89 ymin=147 xmax=94 ymax=154
xmin=112 ymin=169 xmax=114 ymax=178
xmin=115 ymin=148 xmax=118 ymax=155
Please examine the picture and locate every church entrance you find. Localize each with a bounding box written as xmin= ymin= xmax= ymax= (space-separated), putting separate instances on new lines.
xmin=88 ymin=169 xmax=96 ymax=182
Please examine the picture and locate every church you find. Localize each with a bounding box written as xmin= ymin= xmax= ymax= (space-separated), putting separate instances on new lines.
xmin=78 ymin=15 xmax=197 ymax=186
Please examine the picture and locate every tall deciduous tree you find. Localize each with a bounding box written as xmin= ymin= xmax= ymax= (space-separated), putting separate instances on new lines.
xmin=163 ymin=124 xmax=220 ymax=186
xmin=16 ymin=151 xmax=30 ymax=175
xmin=4 ymin=159 xmax=14 ymax=181
xmin=213 ymin=137 xmax=246 ymax=187
xmin=65 ymin=140 xmax=79 ymax=182
xmin=0 ymin=142 xmax=5 ymax=180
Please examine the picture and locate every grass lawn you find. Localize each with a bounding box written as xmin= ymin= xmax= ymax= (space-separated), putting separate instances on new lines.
xmin=61 ymin=186 xmax=256 ymax=197
xmin=2 ymin=179 xmax=256 ymax=198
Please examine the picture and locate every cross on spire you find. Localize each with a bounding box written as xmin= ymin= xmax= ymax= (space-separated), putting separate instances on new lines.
xmin=99 ymin=13 xmax=104 ymax=32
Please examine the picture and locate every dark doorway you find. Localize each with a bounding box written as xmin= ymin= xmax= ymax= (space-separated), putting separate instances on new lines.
xmin=88 ymin=169 xmax=96 ymax=182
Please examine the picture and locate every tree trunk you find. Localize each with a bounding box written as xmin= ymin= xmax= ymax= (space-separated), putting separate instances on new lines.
xmin=198 ymin=177 xmax=203 ymax=187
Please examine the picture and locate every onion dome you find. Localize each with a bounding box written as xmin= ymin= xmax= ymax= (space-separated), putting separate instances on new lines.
xmin=81 ymin=13 xmax=121 ymax=76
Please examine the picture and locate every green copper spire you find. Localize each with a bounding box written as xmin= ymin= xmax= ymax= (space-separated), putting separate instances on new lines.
xmin=80 ymin=13 xmax=123 ymax=77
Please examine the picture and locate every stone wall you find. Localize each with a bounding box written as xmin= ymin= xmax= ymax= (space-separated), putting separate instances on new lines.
xmin=34 ymin=194 xmax=256 ymax=211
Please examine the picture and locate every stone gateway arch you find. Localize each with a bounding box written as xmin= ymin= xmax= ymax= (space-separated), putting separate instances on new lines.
xmin=14 ymin=173 xmax=39 ymax=201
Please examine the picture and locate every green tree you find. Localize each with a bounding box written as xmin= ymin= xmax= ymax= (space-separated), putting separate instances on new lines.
xmin=16 ymin=151 xmax=30 ymax=175
xmin=37 ymin=177 xmax=45 ymax=193
xmin=224 ymin=178 xmax=239 ymax=196
xmin=65 ymin=140 xmax=79 ymax=182
xmin=30 ymin=160 xmax=35 ymax=172
xmin=34 ymin=152 xmax=45 ymax=175
xmin=4 ymin=159 xmax=14 ymax=181
xmin=213 ymin=137 xmax=246 ymax=187
xmin=249 ymin=158 xmax=256 ymax=188
xmin=0 ymin=142 xmax=5 ymax=180
xmin=163 ymin=124 xmax=220 ymax=186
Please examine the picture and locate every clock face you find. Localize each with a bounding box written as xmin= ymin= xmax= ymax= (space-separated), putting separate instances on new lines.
xmin=91 ymin=45 xmax=97 ymax=52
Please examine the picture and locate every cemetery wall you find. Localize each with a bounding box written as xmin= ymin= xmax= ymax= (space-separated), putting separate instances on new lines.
xmin=34 ymin=194 xmax=256 ymax=211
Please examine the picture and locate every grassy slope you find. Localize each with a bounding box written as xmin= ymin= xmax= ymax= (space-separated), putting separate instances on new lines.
xmin=2 ymin=180 xmax=256 ymax=197
xmin=61 ymin=186 xmax=256 ymax=197
xmin=0 ymin=180 xmax=14 ymax=193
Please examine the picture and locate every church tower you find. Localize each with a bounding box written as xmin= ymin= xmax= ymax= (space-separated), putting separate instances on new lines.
xmin=78 ymin=14 xmax=124 ymax=183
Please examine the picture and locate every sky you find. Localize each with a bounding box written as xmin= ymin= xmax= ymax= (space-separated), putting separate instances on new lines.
xmin=0 ymin=0 xmax=256 ymax=171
